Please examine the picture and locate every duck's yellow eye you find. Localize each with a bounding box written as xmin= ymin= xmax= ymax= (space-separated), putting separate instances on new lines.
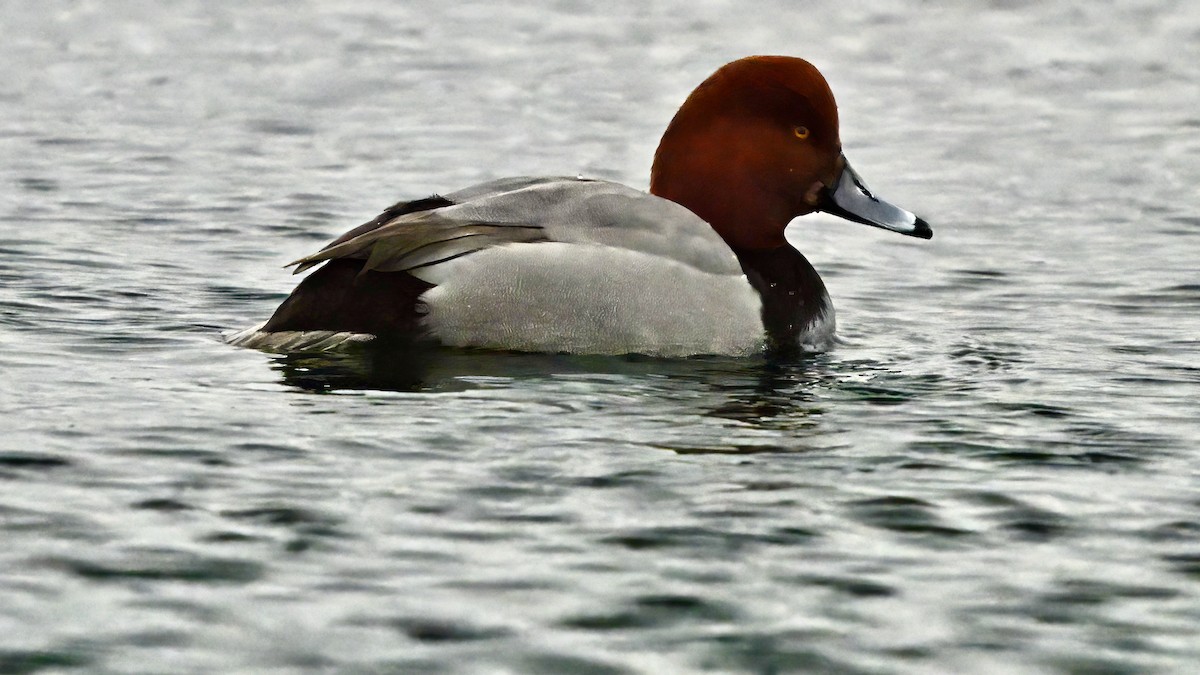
xmin=793 ymin=126 xmax=810 ymax=140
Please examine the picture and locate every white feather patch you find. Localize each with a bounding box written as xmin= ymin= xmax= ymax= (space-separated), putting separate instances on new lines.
xmin=418 ymin=243 xmax=766 ymax=357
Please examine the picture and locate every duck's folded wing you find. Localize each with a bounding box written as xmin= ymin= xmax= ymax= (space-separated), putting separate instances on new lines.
xmin=287 ymin=176 xmax=742 ymax=279
xmin=288 ymin=214 xmax=548 ymax=275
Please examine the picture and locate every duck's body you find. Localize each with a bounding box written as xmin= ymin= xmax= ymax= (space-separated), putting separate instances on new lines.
xmin=230 ymin=56 xmax=929 ymax=356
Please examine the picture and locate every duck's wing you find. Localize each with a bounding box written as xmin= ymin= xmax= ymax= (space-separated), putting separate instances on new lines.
xmin=289 ymin=213 xmax=550 ymax=275
xmin=287 ymin=177 xmax=743 ymax=279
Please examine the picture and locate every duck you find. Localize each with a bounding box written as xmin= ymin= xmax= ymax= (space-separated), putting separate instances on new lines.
xmin=228 ymin=55 xmax=931 ymax=357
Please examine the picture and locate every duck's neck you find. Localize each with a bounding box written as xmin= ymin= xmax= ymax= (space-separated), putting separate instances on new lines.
xmin=730 ymin=244 xmax=831 ymax=353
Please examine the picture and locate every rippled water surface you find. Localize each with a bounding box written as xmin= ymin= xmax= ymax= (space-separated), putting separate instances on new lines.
xmin=3 ymin=1 xmax=1199 ymax=672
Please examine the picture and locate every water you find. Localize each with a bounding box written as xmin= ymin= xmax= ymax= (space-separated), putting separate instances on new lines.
xmin=2 ymin=1 xmax=1199 ymax=672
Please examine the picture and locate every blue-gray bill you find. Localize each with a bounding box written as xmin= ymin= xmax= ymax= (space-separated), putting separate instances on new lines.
xmin=820 ymin=157 xmax=933 ymax=239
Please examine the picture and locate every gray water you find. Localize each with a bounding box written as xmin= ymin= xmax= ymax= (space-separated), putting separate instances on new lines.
xmin=3 ymin=1 xmax=1199 ymax=672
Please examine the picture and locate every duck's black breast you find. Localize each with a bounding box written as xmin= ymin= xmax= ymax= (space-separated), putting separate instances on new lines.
xmin=731 ymin=244 xmax=830 ymax=352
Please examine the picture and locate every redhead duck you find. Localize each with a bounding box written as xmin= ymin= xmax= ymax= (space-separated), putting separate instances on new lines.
xmin=229 ymin=56 xmax=931 ymax=357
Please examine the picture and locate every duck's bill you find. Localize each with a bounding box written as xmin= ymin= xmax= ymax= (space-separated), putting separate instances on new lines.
xmin=820 ymin=158 xmax=932 ymax=239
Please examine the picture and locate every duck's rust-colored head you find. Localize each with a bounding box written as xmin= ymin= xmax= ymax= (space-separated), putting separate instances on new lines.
xmin=650 ymin=56 xmax=930 ymax=251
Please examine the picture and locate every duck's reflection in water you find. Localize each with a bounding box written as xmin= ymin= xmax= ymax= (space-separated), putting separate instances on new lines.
xmin=272 ymin=344 xmax=834 ymax=454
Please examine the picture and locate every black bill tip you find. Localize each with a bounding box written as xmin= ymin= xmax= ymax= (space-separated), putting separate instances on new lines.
xmin=912 ymin=216 xmax=933 ymax=240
